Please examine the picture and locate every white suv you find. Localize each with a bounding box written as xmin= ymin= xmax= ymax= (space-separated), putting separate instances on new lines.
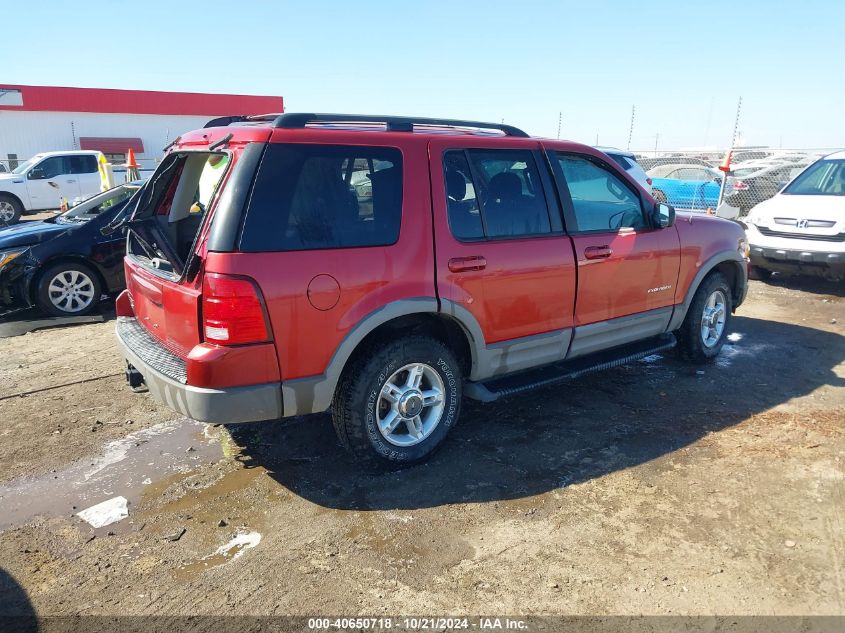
xmin=744 ymin=151 xmax=845 ymax=281
xmin=596 ymin=147 xmax=653 ymax=193
xmin=0 ymin=150 xmax=105 ymax=224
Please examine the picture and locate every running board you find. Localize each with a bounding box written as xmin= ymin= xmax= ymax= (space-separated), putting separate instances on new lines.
xmin=464 ymin=333 xmax=677 ymax=403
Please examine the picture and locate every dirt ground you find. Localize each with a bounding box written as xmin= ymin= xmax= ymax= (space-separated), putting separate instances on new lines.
xmin=0 ymin=277 xmax=843 ymax=620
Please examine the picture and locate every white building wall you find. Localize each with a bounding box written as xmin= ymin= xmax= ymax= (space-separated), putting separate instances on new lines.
xmin=0 ymin=111 xmax=217 ymax=169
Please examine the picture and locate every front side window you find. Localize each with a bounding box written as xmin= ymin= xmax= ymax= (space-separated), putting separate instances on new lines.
xmin=443 ymin=149 xmax=552 ymax=241
xmin=240 ymin=144 xmax=403 ymax=251
xmin=557 ymin=154 xmax=645 ymax=232
xmin=783 ymin=159 xmax=845 ymax=196
xmin=32 ymin=156 xmax=67 ymax=179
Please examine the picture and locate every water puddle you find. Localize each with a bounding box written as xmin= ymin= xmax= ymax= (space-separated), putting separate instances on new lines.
xmin=0 ymin=418 xmax=222 ymax=532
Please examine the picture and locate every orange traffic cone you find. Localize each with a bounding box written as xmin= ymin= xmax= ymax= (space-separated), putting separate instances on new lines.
xmin=718 ymin=150 xmax=732 ymax=173
xmin=126 ymin=148 xmax=141 ymax=183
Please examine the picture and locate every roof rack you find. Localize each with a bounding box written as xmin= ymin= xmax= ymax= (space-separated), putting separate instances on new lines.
xmin=271 ymin=113 xmax=529 ymax=137
xmin=203 ymin=113 xmax=281 ymax=128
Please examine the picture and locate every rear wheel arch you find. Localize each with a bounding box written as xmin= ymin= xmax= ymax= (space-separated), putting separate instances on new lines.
xmin=338 ymin=310 xmax=474 ymax=387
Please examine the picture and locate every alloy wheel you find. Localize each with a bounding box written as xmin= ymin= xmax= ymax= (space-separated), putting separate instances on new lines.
xmin=47 ymin=270 xmax=96 ymax=313
xmin=376 ymin=362 xmax=446 ymax=447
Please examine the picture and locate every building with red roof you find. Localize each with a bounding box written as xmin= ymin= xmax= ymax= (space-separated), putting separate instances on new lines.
xmin=0 ymin=85 xmax=283 ymax=170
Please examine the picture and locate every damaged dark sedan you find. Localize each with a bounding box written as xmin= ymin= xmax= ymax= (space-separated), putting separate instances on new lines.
xmin=0 ymin=183 xmax=141 ymax=317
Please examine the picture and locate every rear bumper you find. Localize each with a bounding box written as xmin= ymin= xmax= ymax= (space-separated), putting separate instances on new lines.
xmin=115 ymin=317 xmax=282 ymax=424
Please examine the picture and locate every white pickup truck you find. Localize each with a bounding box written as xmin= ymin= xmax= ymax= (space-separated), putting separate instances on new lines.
xmin=0 ymin=150 xmax=106 ymax=224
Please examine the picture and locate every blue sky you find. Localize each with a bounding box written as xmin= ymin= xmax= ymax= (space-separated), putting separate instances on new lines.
xmin=5 ymin=1 xmax=841 ymax=150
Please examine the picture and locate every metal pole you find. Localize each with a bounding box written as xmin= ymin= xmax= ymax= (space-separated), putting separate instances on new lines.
xmin=717 ymin=96 xmax=742 ymax=208
xmin=653 ymin=132 xmax=659 ymax=157
xmin=627 ymin=105 xmax=635 ymax=151
xmin=557 ymin=112 xmax=562 ymax=139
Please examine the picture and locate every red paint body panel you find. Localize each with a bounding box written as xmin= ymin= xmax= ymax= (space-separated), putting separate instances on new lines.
xmin=0 ymin=84 xmax=282 ymax=115
xmin=674 ymin=213 xmax=746 ymax=298
xmin=202 ymin=132 xmax=434 ymax=382
xmin=429 ymin=136 xmax=577 ymax=343
xmin=186 ymin=342 xmax=280 ymax=388
xmin=570 ymin=228 xmax=681 ymax=325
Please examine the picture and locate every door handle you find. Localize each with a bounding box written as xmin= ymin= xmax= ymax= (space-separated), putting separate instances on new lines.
xmin=448 ymin=256 xmax=487 ymax=272
xmin=66 ymin=179 xmax=77 ymax=183
xmin=584 ymin=245 xmax=612 ymax=260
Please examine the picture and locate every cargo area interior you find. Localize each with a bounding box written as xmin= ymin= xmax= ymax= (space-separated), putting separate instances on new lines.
xmin=127 ymin=151 xmax=229 ymax=276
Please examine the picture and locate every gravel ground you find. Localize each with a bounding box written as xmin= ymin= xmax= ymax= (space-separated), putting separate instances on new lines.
xmin=0 ymin=277 xmax=843 ymax=619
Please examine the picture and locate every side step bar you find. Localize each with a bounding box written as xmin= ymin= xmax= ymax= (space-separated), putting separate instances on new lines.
xmin=464 ymin=333 xmax=677 ymax=403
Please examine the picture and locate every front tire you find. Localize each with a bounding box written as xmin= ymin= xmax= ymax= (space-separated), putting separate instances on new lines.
xmin=676 ymin=272 xmax=732 ymax=362
xmin=36 ymin=262 xmax=102 ymax=316
xmin=331 ymin=336 xmax=462 ymax=470
xmin=0 ymin=194 xmax=23 ymax=225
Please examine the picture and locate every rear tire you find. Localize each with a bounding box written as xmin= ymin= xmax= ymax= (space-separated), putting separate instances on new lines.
xmin=36 ymin=262 xmax=102 ymax=317
xmin=676 ymin=272 xmax=732 ymax=362
xmin=0 ymin=194 xmax=23 ymax=225
xmin=331 ymin=335 xmax=462 ymax=471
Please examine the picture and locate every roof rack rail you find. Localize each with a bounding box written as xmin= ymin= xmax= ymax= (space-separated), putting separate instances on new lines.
xmin=271 ymin=113 xmax=529 ymax=137
xmin=203 ymin=113 xmax=282 ymax=128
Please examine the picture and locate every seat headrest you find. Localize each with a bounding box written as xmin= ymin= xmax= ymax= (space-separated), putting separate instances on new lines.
xmin=488 ymin=172 xmax=521 ymax=201
xmin=445 ymin=168 xmax=467 ymax=201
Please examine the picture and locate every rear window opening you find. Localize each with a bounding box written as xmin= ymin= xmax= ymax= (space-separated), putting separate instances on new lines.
xmin=127 ymin=151 xmax=230 ymax=277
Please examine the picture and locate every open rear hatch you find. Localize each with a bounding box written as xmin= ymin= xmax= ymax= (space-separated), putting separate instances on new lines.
xmin=123 ymin=149 xmax=232 ymax=357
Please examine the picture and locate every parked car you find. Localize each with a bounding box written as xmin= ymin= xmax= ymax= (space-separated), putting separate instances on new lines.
xmin=638 ymin=156 xmax=715 ymax=171
xmin=0 ymin=150 xmax=107 ymax=225
xmin=744 ymin=151 xmax=845 ymax=281
xmin=648 ymin=164 xmax=723 ymax=210
xmin=0 ymin=183 xmax=141 ymax=316
xmin=114 ymin=113 xmax=748 ymax=470
xmin=724 ymin=161 xmax=810 ymax=214
xmin=595 ymin=147 xmax=652 ymax=192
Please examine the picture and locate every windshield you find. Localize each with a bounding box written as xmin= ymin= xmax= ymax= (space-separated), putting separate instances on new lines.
xmin=56 ymin=186 xmax=138 ymax=223
xmin=782 ymin=159 xmax=845 ymax=196
xmin=12 ymin=157 xmax=39 ymax=175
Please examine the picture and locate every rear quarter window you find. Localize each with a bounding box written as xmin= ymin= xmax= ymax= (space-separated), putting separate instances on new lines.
xmin=240 ymin=144 xmax=403 ymax=251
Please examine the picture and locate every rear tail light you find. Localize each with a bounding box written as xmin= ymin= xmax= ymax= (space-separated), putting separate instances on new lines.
xmin=733 ymin=180 xmax=749 ymax=191
xmin=202 ymin=273 xmax=271 ymax=345
xmin=646 ymin=177 xmax=653 ymax=186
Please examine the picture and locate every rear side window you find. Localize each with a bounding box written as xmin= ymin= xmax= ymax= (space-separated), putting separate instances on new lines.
xmin=240 ymin=144 xmax=403 ymax=251
xmin=69 ymin=155 xmax=99 ymax=174
xmin=443 ymin=149 xmax=552 ymax=241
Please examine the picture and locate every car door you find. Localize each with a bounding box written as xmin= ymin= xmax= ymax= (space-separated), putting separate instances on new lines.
xmin=26 ymin=156 xmax=81 ymax=210
xmin=430 ymin=138 xmax=576 ymax=377
xmin=547 ymin=149 xmax=680 ymax=358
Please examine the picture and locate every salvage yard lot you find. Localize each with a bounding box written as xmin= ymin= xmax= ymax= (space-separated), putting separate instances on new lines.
xmin=0 ymin=279 xmax=843 ymax=615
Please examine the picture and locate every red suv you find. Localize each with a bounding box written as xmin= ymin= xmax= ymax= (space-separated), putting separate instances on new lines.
xmin=115 ymin=113 xmax=748 ymax=469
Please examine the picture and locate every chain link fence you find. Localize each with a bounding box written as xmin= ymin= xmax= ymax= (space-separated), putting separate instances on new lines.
xmin=630 ymin=148 xmax=842 ymax=217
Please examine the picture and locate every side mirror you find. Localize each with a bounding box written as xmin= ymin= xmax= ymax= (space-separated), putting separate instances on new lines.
xmin=652 ymin=202 xmax=675 ymax=228
xmin=28 ymin=167 xmax=45 ymax=180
